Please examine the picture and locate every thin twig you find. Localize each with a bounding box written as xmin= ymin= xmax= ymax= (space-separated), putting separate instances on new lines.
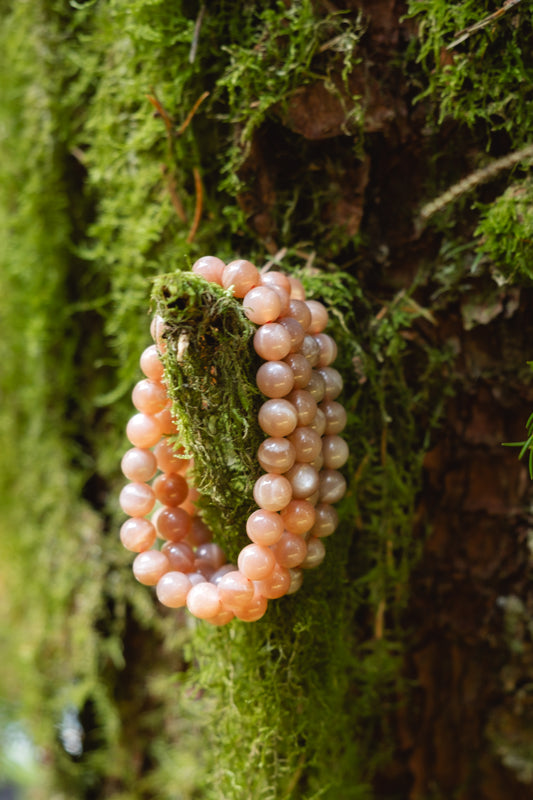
xmin=177 ymin=91 xmax=210 ymax=136
xmin=186 ymin=167 xmax=203 ymax=243
xmin=189 ymin=4 xmax=206 ymax=64
xmin=146 ymin=90 xmax=174 ymax=138
xmin=447 ymin=0 xmax=523 ymax=50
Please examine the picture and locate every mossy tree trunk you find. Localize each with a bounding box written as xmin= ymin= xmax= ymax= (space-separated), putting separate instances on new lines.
xmin=1 ymin=1 xmax=533 ymax=799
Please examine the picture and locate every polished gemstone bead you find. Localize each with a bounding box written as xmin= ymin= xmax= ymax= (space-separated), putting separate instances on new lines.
xmin=188 ymin=572 xmax=208 ymax=587
xmin=311 ymin=503 xmax=339 ymax=537
xmin=286 ymin=567 xmax=304 ymax=595
xmin=222 ymin=260 xmax=260 ymax=297
xmin=254 ymin=563 xmax=291 ymax=599
xmin=317 ymin=366 xmax=343 ymax=400
xmin=234 ymin=592 xmax=268 ymax=622
xmin=311 ymin=452 xmax=324 ymax=472
xmin=196 ymin=542 xmax=226 ymax=570
xmin=121 ymin=447 xmax=157 ymax=482
xmin=314 ymin=333 xmax=338 ymax=366
xmin=120 ymin=517 xmax=157 ymax=552
xmin=253 ymin=473 xmax=293 ymax=511
xmin=318 ymin=469 xmax=347 ymax=503
xmin=322 ymin=435 xmax=349 ymax=469
xmin=305 ymin=370 xmax=326 ymax=403
xmin=319 ymin=400 xmax=347 ymax=434
xmin=140 ymin=344 xmax=165 ymax=382
xmin=257 ymin=437 xmax=296 ymax=474
xmin=256 ymin=361 xmax=294 ymax=398
xmin=258 ymin=398 xmax=298 ymax=437
xmin=126 ymin=413 xmax=162 ymax=449
xmin=186 ymin=582 xmax=221 ymax=619
xmin=208 ymin=608 xmax=235 ymax=626
xmin=192 ymin=255 xmax=226 ymax=285
xmin=284 ymin=353 xmax=311 ymax=389
xmin=280 ymin=499 xmax=316 ymax=535
xmin=156 ymin=571 xmax=192 ymax=607
xmin=187 ymin=516 xmax=213 ymax=547
xmin=210 ymin=563 xmax=237 ymax=584
xmin=260 ymin=270 xmax=291 ymax=293
xmin=156 ymin=506 xmax=192 ymax=542
xmin=288 ymin=426 xmax=322 ymax=462
xmin=301 ymin=536 xmax=326 ymax=569
xmin=243 ymin=286 xmax=282 ymax=324
xmin=300 ymin=335 xmax=320 ymax=367
xmin=288 ymin=299 xmax=311 ymax=331
xmin=253 ymin=323 xmax=292 ymax=360
xmin=132 ymin=379 xmax=168 ymax=415
xmin=268 ymin=285 xmax=290 ymax=316
xmin=154 ymin=404 xmax=177 ymax=435
xmin=153 ymin=472 xmax=188 ymax=506
xmin=119 ymin=482 xmax=155 ymax=517
xmin=309 ymin=406 xmax=327 ymax=436
xmin=287 ymin=276 xmax=306 ymax=300
xmin=153 ymin=439 xmax=188 ymax=474
xmin=246 ymin=509 xmax=284 ymax=546
xmin=286 ymin=389 xmax=317 ymax=426
xmin=133 ymin=550 xmax=169 ymax=585
xmin=278 ymin=317 xmax=305 ymax=352
xmin=285 ymin=462 xmax=320 ymax=499
xmin=271 ymin=531 xmax=307 ymax=568
xmin=193 ymin=558 xmax=215 ymax=580
xmin=305 ymin=300 xmax=329 ymax=333
xmin=218 ymin=570 xmax=254 ymax=611
xmin=161 ymin=541 xmax=195 ymax=572
xmin=238 ymin=543 xmax=276 ymax=581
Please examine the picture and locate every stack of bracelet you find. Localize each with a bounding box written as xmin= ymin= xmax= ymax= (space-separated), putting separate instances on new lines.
xmin=119 ymin=257 xmax=349 ymax=625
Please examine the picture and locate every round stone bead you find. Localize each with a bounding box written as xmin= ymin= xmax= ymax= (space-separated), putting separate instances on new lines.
xmin=301 ymin=537 xmax=326 ymax=569
xmin=305 ymin=370 xmax=326 ymax=403
xmin=300 ymin=335 xmax=320 ymax=367
xmin=260 ymin=270 xmax=291 ymax=293
xmin=187 ymin=515 xmax=212 ymax=547
xmin=210 ymin=564 xmax=237 ymax=585
xmin=180 ymin=486 xmax=200 ymax=516
xmin=271 ymin=532 xmax=307 ymax=568
xmin=280 ymin=499 xmax=316 ymax=535
xmin=246 ymin=509 xmax=284 ymax=546
xmin=119 ymin=482 xmax=155 ymax=517
xmin=195 ymin=543 xmax=226 ymax=570
xmin=268 ymin=285 xmax=290 ymax=316
xmin=309 ymin=407 xmax=327 ymax=437
xmin=287 ymin=276 xmax=306 ymax=300
xmin=121 ymin=447 xmax=157 ymax=482
xmin=132 ymin=379 xmax=168 ymax=415
xmin=186 ymin=582 xmax=221 ymax=619
xmin=243 ymin=286 xmax=282 ymax=324
xmin=156 ymin=571 xmax=192 ymax=607
xmin=314 ymin=333 xmax=338 ymax=367
xmin=319 ymin=400 xmax=347 ymax=435
xmin=154 ymin=404 xmax=177 ymax=435
xmin=286 ymin=389 xmax=317 ymax=426
xmin=126 ymin=413 xmax=162 ymax=449
xmin=222 ymin=260 xmax=260 ymax=298
xmin=153 ymin=439 xmax=188 ymax=474
xmin=188 ymin=572 xmax=208 ymax=587
xmin=288 ymin=299 xmax=311 ymax=331
xmin=317 ymin=367 xmax=343 ymax=400
xmin=120 ymin=517 xmax=157 ymax=552
xmin=256 ymin=361 xmax=295 ymax=398
xmin=253 ymin=473 xmax=293 ymax=512
xmin=254 ymin=563 xmax=291 ymax=599
xmin=238 ymin=544 xmax=276 ymax=581
xmin=133 ymin=550 xmax=169 ymax=585
xmin=285 ymin=463 xmax=320 ymax=499
xmin=284 ymin=353 xmax=312 ymax=389
xmin=208 ymin=608 xmax=236 ymax=626
xmin=218 ymin=570 xmax=254 ymax=612
xmin=253 ymin=323 xmax=292 ymax=361
xmin=193 ymin=558 xmax=215 ymax=581
xmin=161 ymin=541 xmax=195 ymax=572
xmin=311 ymin=452 xmax=324 ymax=472
xmin=278 ymin=317 xmax=305 ymax=353
xmin=234 ymin=592 xmax=268 ymax=622
xmin=192 ymin=255 xmax=226 ymax=285
xmin=311 ymin=504 xmax=339 ymax=537
xmin=153 ymin=472 xmax=188 ymax=506
xmin=286 ymin=567 xmax=304 ymax=595
xmin=288 ymin=427 xmax=322 ymax=463
xmin=322 ymin=435 xmax=349 ymax=469
xmin=257 ymin=437 xmax=296 ymax=474
xmin=305 ymin=300 xmax=329 ymax=334
xmin=140 ymin=344 xmax=165 ymax=382
xmin=156 ymin=506 xmax=192 ymax=542
xmin=258 ymin=398 xmax=298 ymax=437
xmin=318 ymin=469 xmax=347 ymax=504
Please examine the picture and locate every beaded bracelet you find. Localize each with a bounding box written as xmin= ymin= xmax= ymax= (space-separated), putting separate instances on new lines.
xmin=119 ymin=257 xmax=348 ymax=625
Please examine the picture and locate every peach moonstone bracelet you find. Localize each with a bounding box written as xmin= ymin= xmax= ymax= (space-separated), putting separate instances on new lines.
xmin=119 ymin=258 xmax=348 ymax=625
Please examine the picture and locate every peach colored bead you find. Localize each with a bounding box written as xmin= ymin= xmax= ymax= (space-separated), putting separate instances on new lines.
xmin=253 ymin=473 xmax=293 ymax=512
xmin=268 ymin=285 xmax=290 ymax=316
xmin=309 ymin=407 xmax=327 ymax=436
xmin=246 ymin=509 xmax=284 ymax=546
xmin=301 ymin=537 xmax=326 ymax=569
xmin=153 ymin=439 xmax=188 ymax=473
xmin=257 ymin=437 xmax=296 ymax=474
xmin=154 ymin=405 xmax=178 ymax=436
xmin=310 ymin=503 xmax=339 ymax=538
xmin=287 ymin=568 xmax=304 ymax=595
xmin=187 ymin=516 xmax=212 ymax=547
xmin=271 ymin=531 xmax=307 ymax=568
xmin=120 ymin=517 xmax=157 ymax=552
xmin=208 ymin=608 xmax=235 ymax=626
xmin=278 ymin=317 xmax=305 ymax=352
xmin=258 ymin=398 xmax=298 ymax=437
xmin=287 ymin=275 xmax=306 ymax=300
xmin=306 ymin=490 xmax=320 ymax=506
xmin=238 ymin=544 xmax=276 ymax=581
xmin=140 ymin=344 xmax=165 ymax=382
xmin=305 ymin=300 xmax=329 ymax=334
xmin=161 ymin=541 xmax=195 ymax=572
xmin=311 ymin=452 xmax=324 ymax=472
xmin=317 ymin=367 xmax=343 ymax=400
xmin=126 ymin=413 xmax=162 ymax=448
xmin=320 ymin=400 xmax=347 ymax=434
xmin=119 ymin=482 xmax=155 ymax=517
xmin=132 ymin=379 xmax=168 ymax=415
xmin=193 ymin=559 xmax=215 ymax=580
xmin=280 ymin=499 xmax=316 ymax=535
xmin=222 ymin=259 xmax=260 ymax=298
xmin=284 ymin=352 xmax=312 ymax=388
xmin=211 ymin=564 xmax=237 ymax=584
xmin=253 ymin=323 xmax=292 ymax=361
xmin=314 ymin=333 xmax=338 ymax=366
xmin=133 ymin=550 xmax=169 ymax=585
xmin=153 ymin=472 xmax=188 ymax=506
xmin=256 ymin=361 xmax=295 ymax=398
xmin=156 ymin=571 xmax=192 ymax=607
xmin=234 ymin=592 xmax=268 ymax=622
xmin=186 ymin=582 xmax=221 ymax=619
xmin=260 ymin=270 xmax=291 ymax=293
xmin=180 ymin=486 xmax=200 ymax=516
xmin=243 ymin=286 xmax=282 ymax=324
xmin=322 ymin=435 xmax=349 ymax=469
xmin=196 ymin=542 xmax=226 ymax=570
xmin=188 ymin=572 xmax=208 ymax=587
xmin=218 ymin=570 xmax=254 ymax=611
xmin=121 ymin=447 xmax=157 ymax=482
xmin=192 ymin=255 xmax=226 ymax=285
xmin=254 ymin=563 xmax=291 ymax=599
xmin=156 ymin=506 xmax=191 ymax=542
xmin=318 ymin=469 xmax=347 ymax=504
xmin=285 ymin=463 xmax=320 ymax=499
xmin=286 ymin=389 xmax=317 ymax=426
xmin=301 ymin=335 xmax=320 ymax=367
xmin=305 ymin=370 xmax=326 ymax=402
xmin=288 ymin=427 xmax=322 ymax=462
xmin=288 ymin=299 xmax=311 ymax=331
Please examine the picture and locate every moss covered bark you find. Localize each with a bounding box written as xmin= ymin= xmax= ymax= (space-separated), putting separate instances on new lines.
xmin=1 ymin=1 xmax=533 ymax=798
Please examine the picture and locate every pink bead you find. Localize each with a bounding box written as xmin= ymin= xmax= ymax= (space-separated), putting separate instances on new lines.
xmin=318 ymin=470 xmax=347 ymax=503
xmin=284 ymin=353 xmax=311 ymax=388
xmin=253 ymin=473 xmax=293 ymax=512
xmin=256 ymin=361 xmax=294 ymax=398
xmin=288 ymin=427 xmax=322 ymax=462
xmin=246 ymin=509 xmax=284 ymax=546
xmin=153 ymin=439 xmax=188 ymax=473
xmin=193 ymin=558 xmax=215 ymax=580
xmin=319 ymin=400 xmax=347 ymax=434
xmin=238 ymin=544 xmax=276 ymax=581
xmin=195 ymin=543 xmax=226 ymax=570
xmin=234 ymin=592 xmax=268 ymax=622
xmin=280 ymin=499 xmax=316 ymax=535
xmin=301 ymin=537 xmax=326 ymax=569
xmin=211 ymin=563 xmax=237 ymax=584
xmin=287 ymin=276 xmax=306 ymax=300
xmin=126 ymin=413 xmax=162 ymax=448
xmin=253 ymin=323 xmax=292 ymax=361
xmin=156 ymin=506 xmax=192 ymax=542
xmin=311 ymin=504 xmax=339 ymax=537
xmin=271 ymin=531 xmax=307 ymax=568
xmin=311 ymin=452 xmax=324 ymax=472
xmin=180 ymin=486 xmax=199 ymax=516
xmin=305 ymin=300 xmax=329 ymax=333
xmin=285 ymin=463 xmax=320 ymax=499
xmin=188 ymin=572 xmax=208 ymax=587
xmin=287 ymin=567 xmax=304 ymax=594
xmin=222 ymin=260 xmax=260 ymax=297
xmin=258 ymin=398 xmax=298 ymax=437
xmin=317 ymin=367 xmax=343 ymax=400
xmin=278 ymin=317 xmax=305 ymax=352
xmin=305 ymin=370 xmax=326 ymax=402
xmin=243 ymin=286 xmax=282 ymax=324
xmin=119 ymin=482 xmax=155 ymax=517
xmin=154 ymin=405 xmax=177 ymax=435
xmin=208 ymin=608 xmax=235 ymax=626
xmin=268 ymin=285 xmax=290 ymax=317
xmin=120 ymin=517 xmax=157 ymax=552
xmin=301 ymin=335 xmax=320 ymax=367
xmin=153 ymin=472 xmax=188 ymax=506
xmin=192 ymin=255 xmax=226 ymax=285
xmin=254 ymin=563 xmax=291 ymax=599
xmin=322 ymin=435 xmax=349 ymax=469
xmin=187 ymin=516 xmax=213 ymax=547
xmin=260 ymin=270 xmax=291 ymax=293
xmin=133 ymin=550 xmax=169 ymax=585
xmin=161 ymin=541 xmax=195 ymax=572
xmin=140 ymin=344 xmax=164 ymax=382
xmin=314 ymin=333 xmax=338 ymax=366
xmin=156 ymin=571 xmax=192 ymax=607
xmin=257 ymin=437 xmax=296 ymax=474
xmin=309 ymin=407 xmax=327 ymax=436
xmin=286 ymin=389 xmax=317 ymax=426
xmin=186 ymin=582 xmax=221 ymax=619
xmin=132 ymin=379 xmax=168 ymax=415
xmin=218 ymin=570 xmax=254 ymax=612
xmin=288 ymin=299 xmax=311 ymax=331
xmin=121 ymin=447 xmax=157 ymax=482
